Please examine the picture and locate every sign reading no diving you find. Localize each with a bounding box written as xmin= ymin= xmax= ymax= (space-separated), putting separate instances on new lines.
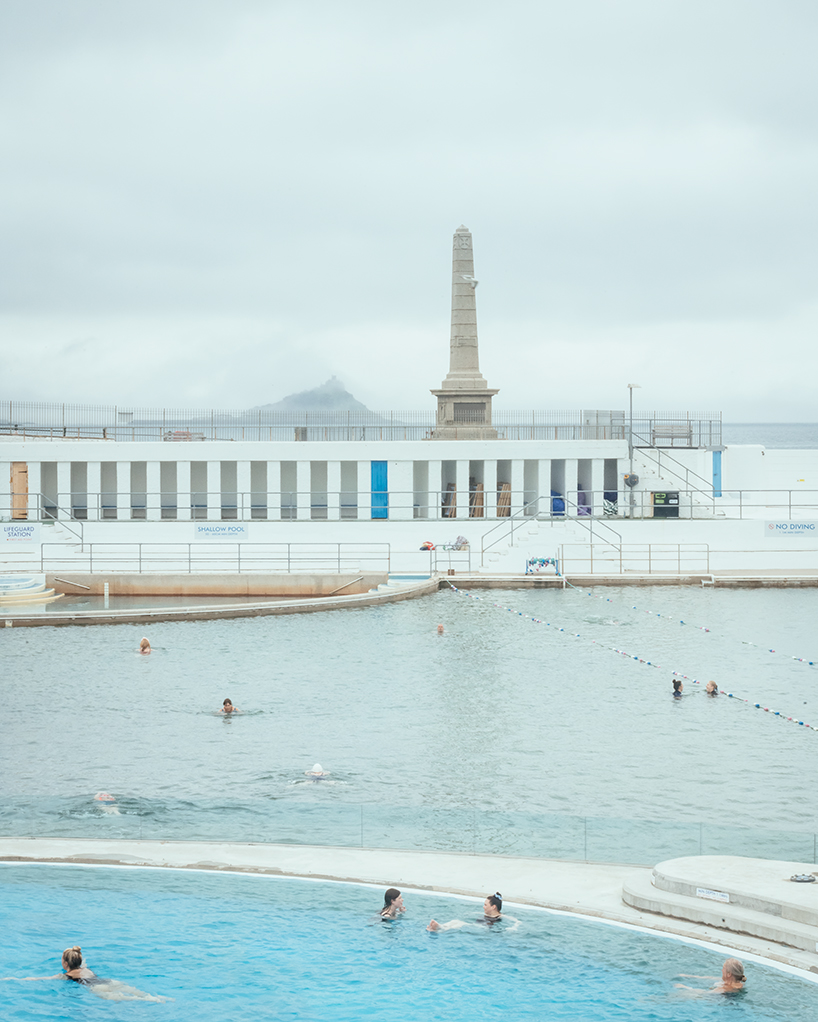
xmin=765 ymin=521 xmax=818 ymax=538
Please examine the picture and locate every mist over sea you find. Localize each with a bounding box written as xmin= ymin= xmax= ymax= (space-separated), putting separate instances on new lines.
xmin=723 ymin=423 xmax=818 ymax=448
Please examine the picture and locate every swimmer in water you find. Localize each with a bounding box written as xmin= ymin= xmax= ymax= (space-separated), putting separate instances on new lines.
xmin=304 ymin=762 xmax=330 ymax=779
xmin=705 ymin=680 xmax=718 ymax=696
xmin=138 ymin=637 xmax=151 ymax=655
xmin=2 ymin=945 xmax=169 ymax=1002
xmin=93 ymin=792 xmax=120 ymax=815
xmin=437 ymin=624 xmax=444 ymax=635
xmin=219 ymin=698 xmax=239 ymax=713
xmin=380 ymin=888 xmax=406 ymax=919
xmin=672 ymin=679 xmax=683 ymax=698
xmin=428 ymin=892 xmax=505 ymax=931
xmin=676 ymin=957 xmax=746 ymax=995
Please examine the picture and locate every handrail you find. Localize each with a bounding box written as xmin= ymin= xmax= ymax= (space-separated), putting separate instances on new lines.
xmin=631 ymin=431 xmax=714 ymax=494
xmin=37 ymin=494 xmax=84 ymax=547
xmin=481 ymin=496 xmax=543 ymax=557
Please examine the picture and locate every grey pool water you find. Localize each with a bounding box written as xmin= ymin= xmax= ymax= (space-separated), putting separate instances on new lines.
xmin=2 ymin=585 xmax=818 ymax=857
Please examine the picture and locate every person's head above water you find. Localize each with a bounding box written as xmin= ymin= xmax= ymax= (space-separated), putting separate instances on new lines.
xmin=722 ymin=958 xmax=745 ymax=985
xmin=62 ymin=947 xmax=83 ymax=971
xmin=383 ymin=888 xmax=401 ymax=909
xmin=139 ymin=637 xmax=151 ymax=653
xmin=706 ymin=680 xmax=718 ymax=696
xmin=484 ymin=892 xmax=503 ymax=916
xmin=672 ymin=679 xmax=683 ymax=694
xmin=223 ymin=698 xmax=233 ymax=709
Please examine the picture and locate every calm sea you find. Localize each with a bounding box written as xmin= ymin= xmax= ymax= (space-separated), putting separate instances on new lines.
xmin=724 ymin=423 xmax=818 ymax=448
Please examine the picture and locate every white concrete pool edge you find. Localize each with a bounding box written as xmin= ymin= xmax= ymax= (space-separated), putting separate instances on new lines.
xmin=3 ymin=837 xmax=818 ymax=979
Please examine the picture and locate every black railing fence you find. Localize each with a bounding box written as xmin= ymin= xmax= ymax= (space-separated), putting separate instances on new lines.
xmin=0 ymin=401 xmax=721 ymax=446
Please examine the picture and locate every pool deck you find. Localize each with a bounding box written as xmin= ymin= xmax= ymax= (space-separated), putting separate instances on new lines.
xmin=2 ymin=838 xmax=817 ymax=977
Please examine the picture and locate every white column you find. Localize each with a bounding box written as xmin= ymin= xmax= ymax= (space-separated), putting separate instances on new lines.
xmin=538 ymin=459 xmax=551 ymax=515
xmin=206 ymin=461 xmax=220 ymax=520
xmin=565 ymin=458 xmax=579 ymax=516
xmin=327 ymin=461 xmax=341 ymax=521
xmin=116 ymin=461 xmax=130 ymax=521
xmin=57 ymin=461 xmax=71 ymax=519
xmin=590 ymin=458 xmax=605 ymax=516
xmin=27 ymin=462 xmax=41 ymax=518
xmin=454 ymin=459 xmax=470 ymax=520
xmin=427 ymin=459 xmax=442 ymax=519
xmin=236 ymin=461 xmax=252 ymax=522
xmin=510 ymin=459 xmax=525 ymax=517
xmin=266 ymin=461 xmax=281 ymax=521
xmin=86 ymin=461 xmax=101 ymax=521
xmin=484 ymin=460 xmax=498 ymax=518
xmin=146 ymin=461 xmax=161 ymax=521
xmin=0 ymin=461 xmax=10 ymax=518
xmin=357 ymin=461 xmax=371 ymax=520
xmin=177 ymin=461 xmax=191 ymax=521
xmin=388 ymin=460 xmax=414 ymax=521
xmin=296 ymin=460 xmax=310 ymax=520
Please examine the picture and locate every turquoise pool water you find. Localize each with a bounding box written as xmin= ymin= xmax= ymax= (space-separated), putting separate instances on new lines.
xmin=2 ymin=865 xmax=816 ymax=1022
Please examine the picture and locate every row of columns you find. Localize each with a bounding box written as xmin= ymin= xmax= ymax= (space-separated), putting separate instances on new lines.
xmin=1 ymin=458 xmax=613 ymax=522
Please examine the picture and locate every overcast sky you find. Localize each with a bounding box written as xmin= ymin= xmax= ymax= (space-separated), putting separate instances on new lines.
xmin=1 ymin=0 xmax=816 ymax=419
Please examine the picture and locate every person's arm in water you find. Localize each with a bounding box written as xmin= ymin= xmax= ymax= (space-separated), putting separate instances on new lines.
xmin=1 ymin=973 xmax=65 ymax=981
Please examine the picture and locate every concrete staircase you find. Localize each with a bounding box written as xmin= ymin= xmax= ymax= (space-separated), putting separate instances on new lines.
xmin=623 ymin=855 xmax=818 ymax=953
xmin=0 ymin=574 xmax=63 ymax=605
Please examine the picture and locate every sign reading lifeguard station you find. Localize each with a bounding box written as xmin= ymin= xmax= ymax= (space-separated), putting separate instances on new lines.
xmin=1 ymin=523 xmax=40 ymax=549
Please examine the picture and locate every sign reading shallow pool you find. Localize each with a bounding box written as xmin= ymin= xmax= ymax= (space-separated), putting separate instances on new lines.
xmin=194 ymin=524 xmax=249 ymax=541
xmin=1 ymin=523 xmax=40 ymax=549
xmin=765 ymin=521 xmax=818 ymax=537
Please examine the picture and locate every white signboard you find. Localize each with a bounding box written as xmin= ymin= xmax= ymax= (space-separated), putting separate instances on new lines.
xmin=696 ymin=887 xmax=730 ymax=903
xmin=1 ymin=522 xmax=41 ymax=549
xmin=765 ymin=521 xmax=818 ymax=538
xmin=193 ymin=523 xmax=249 ymax=542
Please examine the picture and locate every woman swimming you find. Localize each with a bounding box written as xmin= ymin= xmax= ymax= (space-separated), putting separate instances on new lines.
xmin=672 ymin=679 xmax=683 ymax=698
xmin=2 ymin=946 xmax=169 ymax=1002
xmin=428 ymin=892 xmax=506 ymax=931
xmin=138 ymin=637 xmax=151 ymax=655
xmin=380 ymin=888 xmax=406 ymax=919
xmin=676 ymin=957 xmax=746 ymax=995
xmin=219 ymin=698 xmax=239 ymax=713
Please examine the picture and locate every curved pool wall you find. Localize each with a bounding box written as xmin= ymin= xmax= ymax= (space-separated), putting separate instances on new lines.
xmin=3 ymin=861 xmax=818 ymax=1021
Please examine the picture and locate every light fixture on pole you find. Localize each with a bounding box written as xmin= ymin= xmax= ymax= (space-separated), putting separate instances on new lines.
xmin=626 ymin=384 xmax=641 ymax=518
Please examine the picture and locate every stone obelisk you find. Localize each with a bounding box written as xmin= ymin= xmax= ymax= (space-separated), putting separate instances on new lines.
xmin=430 ymin=225 xmax=499 ymax=439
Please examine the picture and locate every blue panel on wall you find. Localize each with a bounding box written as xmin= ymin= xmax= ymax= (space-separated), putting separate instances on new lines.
xmin=371 ymin=461 xmax=388 ymax=519
xmin=712 ymin=450 xmax=722 ymax=498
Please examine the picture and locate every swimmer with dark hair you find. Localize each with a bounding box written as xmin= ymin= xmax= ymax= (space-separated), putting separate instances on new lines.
xmin=219 ymin=698 xmax=239 ymax=713
xmin=1 ymin=946 xmax=169 ymax=1002
xmin=380 ymin=888 xmax=405 ymax=919
xmin=705 ymin=681 xmax=718 ymax=696
xmin=672 ymin=679 xmax=683 ymax=698
xmin=428 ymin=892 xmax=507 ymax=931
xmin=676 ymin=957 xmax=746 ymax=995
xmin=138 ymin=637 xmax=151 ymax=655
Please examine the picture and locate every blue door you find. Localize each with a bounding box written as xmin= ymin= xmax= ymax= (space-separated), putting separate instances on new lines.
xmin=712 ymin=450 xmax=722 ymax=498
xmin=371 ymin=461 xmax=388 ymax=519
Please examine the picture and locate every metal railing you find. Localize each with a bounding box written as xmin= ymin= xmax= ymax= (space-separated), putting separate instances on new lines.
xmin=0 ymin=399 xmax=722 ymax=445
xmin=559 ymin=543 xmax=712 ymax=575
xmin=3 ymin=802 xmax=815 ymax=866
xmin=6 ymin=488 xmax=818 ymax=526
xmin=34 ymin=542 xmax=393 ymax=574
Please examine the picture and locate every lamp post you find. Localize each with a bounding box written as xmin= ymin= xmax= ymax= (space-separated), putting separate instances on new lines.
xmin=627 ymin=383 xmax=641 ymax=518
